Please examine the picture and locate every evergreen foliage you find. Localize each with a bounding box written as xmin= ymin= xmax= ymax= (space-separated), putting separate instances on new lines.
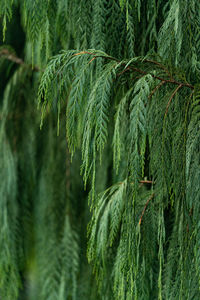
xmin=0 ymin=0 xmax=200 ymax=299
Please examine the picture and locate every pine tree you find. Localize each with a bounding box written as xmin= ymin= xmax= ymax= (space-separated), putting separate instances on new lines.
xmin=0 ymin=1 xmax=200 ymax=299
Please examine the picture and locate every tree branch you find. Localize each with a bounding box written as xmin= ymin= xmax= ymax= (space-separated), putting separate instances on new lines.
xmin=0 ymin=49 xmax=41 ymax=72
xmin=148 ymin=81 xmax=165 ymax=99
xmin=75 ymin=51 xmax=194 ymax=90
xmin=139 ymin=193 xmax=155 ymax=225
xmin=139 ymin=180 xmax=154 ymax=184
xmin=165 ymin=84 xmax=183 ymax=116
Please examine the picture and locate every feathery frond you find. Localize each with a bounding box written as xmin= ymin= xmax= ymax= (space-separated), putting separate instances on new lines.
xmin=0 ymin=1 xmax=200 ymax=299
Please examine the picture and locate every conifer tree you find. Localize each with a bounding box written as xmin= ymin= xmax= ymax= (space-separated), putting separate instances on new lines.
xmin=0 ymin=1 xmax=200 ymax=299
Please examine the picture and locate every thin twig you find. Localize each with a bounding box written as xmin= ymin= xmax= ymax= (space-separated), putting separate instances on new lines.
xmin=117 ymin=66 xmax=131 ymax=77
xmin=130 ymin=67 xmax=193 ymax=89
xmin=139 ymin=180 xmax=154 ymax=184
xmin=165 ymin=84 xmax=183 ymax=116
xmin=139 ymin=194 xmax=155 ymax=225
xmin=143 ymin=59 xmax=171 ymax=78
xmin=119 ymin=179 xmax=154 ymax=186
xmin=148 ymin=81 xmax=165 ymax=99
xmin=88 ymin=57 xmax=96 ymax=64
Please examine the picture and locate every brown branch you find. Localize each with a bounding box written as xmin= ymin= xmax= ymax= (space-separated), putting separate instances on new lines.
xmin=75 ymin=51 xmax=194 ymax=90
xmin=148 ymin=81 xmax=165 ymax=99
xmin=131 ymin=67 xmax=193 ymax=89
xmin=119 ymin=179 xmax=154 ymax=186
xmin=165 ymin=84 xmax=183 ymax=116
xmin=117 ymin=66 xmax=131 ymax=77
xmin=139 ymin=180 xmax=154 ymax=188
xmin=0 ymin=49 xmax=24 ymax=65
xmin=139 ymin=194 xmax=155 ymax=225
xmin=139 ymin=180 xmax=154 ymax=184
xmin=2 ymin=49 xmax=194 ymax=90
xmin=143 ymin=59 xmax=171 ymax=78
xmin=88 ymin=57 xmax=97 ymax=64
xmin=0 ymin=49 xmax=41 ymax=72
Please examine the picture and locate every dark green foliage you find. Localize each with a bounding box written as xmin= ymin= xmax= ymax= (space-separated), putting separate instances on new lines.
xmin=0 ymin=1 xmax=200 ymax=299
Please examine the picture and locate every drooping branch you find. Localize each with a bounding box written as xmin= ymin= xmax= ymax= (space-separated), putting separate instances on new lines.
xmin=126 ymin=66 xmax=193 ymax=90
xmin=143 ymin=59 xmax=171 ymax=78
xmin=148 ymin=81 xmax=165 ymax=99
xmin=74 ymin=51 xmax=194 ymax=90
xmin=139 ymin=194 xmax=155 ymax=225
xmin=165 ymin=84 xmax=183 ymax=115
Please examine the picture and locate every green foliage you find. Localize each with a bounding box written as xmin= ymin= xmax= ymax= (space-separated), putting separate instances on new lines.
xmin=0 ymin=0 xmax=13 ymax=39
xmin=0 ymin=0 xmax=200 ymax=299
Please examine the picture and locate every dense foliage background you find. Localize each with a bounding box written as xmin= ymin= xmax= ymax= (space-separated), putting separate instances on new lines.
xmin=0 ymin=0 xmax=200 ymax=299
